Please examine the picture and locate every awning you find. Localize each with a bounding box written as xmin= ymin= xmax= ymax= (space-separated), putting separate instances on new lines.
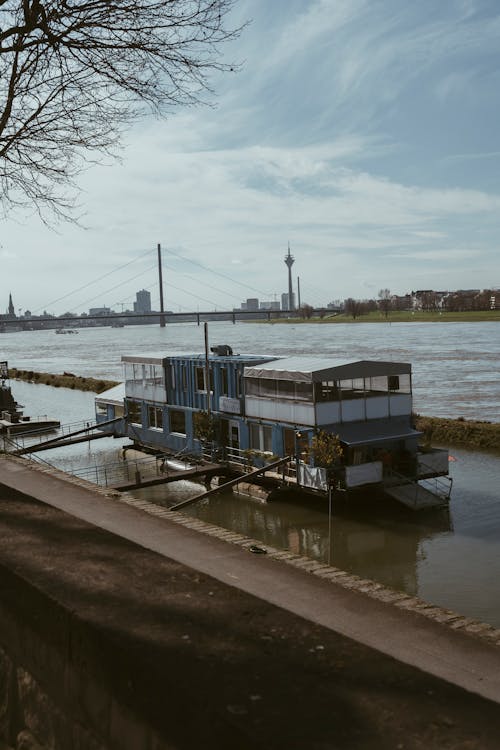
xmin=244 ymin=357 xmax=411 ymax=383
xmin=329 ymin=421 xmax=422 ymax=447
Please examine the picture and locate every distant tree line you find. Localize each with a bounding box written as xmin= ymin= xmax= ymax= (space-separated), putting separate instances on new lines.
xmin=339 ymin=289 xmax=497 ymax=319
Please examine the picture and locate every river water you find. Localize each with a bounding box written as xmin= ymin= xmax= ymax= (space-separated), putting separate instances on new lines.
xmin=2 ymin=321 xmax=500 ymax=626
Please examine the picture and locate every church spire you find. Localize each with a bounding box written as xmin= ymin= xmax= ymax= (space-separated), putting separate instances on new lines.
xmin=8 ymin=293 xmax=14 ymax=317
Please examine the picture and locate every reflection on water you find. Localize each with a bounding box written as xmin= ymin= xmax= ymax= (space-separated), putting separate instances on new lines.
xmin=131 ymin=446 xmax=500 ymax=627
xmin=3 ymin=324 xmax=500 ymax=627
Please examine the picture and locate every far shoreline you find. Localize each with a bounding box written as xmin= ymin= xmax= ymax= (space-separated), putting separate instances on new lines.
xmin=252 ymin=310 xmax=500 ymax=325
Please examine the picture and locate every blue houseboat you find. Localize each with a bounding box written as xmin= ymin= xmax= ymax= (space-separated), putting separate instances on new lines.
xmin=96 ymin=346 xmax=451 ymax=509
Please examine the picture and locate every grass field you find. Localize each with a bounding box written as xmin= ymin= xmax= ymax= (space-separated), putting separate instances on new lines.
xmin=265 ymin=310 xmax=500 ymax=324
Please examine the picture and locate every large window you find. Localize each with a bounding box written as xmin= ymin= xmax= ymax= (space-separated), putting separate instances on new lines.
xmin=126 ymin=399 xmax=141 ymax=425
xmin=169 ymin=409 xmax=186 ymax=435
xmin=249 ymin=423 xmax=273 ymax=452
xmin=246 ymin=377 xmax=312 ymax=402
xmin=148 ymin=405 xmax=163 ymax=430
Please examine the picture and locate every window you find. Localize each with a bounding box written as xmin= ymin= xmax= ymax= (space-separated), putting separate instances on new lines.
xmin=126 ymin=399 xmax=141 ymax=425
xmin=96 ymin=402 xmax=107 ymax=417
xmin=388 ymin=375 xmax=400 ymax=392
xmin=182 ymin=365 xmax=188 ymax=391
xmin=314 ymin=381 xmax=339 ymax=402
xmin=246 ymin=377 xmax=312 ymax=402
xmin=148 ymin=405 xmax=163 ymax=430
xmin=221 ymin=367 xmax=228 ymax=396
xmin=249 ymin=423 xmax=273 ymax=452
xmin=195 ymin=366 xmax=213 ymax=392
xmin=170 ymin=409 xmax=186 ymax=434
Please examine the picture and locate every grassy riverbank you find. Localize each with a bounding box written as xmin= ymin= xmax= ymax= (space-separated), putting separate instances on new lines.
xmin=9 ymin=368 xmax=119 ymax=394
xmin=265 ymin=310 xmax=500 ymax=324
xmin=415 ymin=415 xmax=500 ymax=451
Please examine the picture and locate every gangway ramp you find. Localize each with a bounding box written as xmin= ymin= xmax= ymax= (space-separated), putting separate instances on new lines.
xmin=111 ymin=463 xmax=223 ymax=492
xmin=385 ymin=481 xmax=448 ymax=510
xmin=13 ymin=416 xmax=122 ymax=455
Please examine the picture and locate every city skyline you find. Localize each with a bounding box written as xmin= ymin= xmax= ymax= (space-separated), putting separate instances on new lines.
xmin=2 ymin=0 xmax=500 ymax=313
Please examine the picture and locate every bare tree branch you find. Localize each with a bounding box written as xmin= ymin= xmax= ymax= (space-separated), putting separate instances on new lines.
xmin=0 ymin=0 xmax=241 ymax=221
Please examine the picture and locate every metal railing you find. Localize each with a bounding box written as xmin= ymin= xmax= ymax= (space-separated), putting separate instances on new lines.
xmin=9 ymin=419 xmax=100 ymax=451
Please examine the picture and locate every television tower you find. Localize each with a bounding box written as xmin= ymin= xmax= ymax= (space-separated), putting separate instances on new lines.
xmin=284 ymin=243 xmax=295 ymax=310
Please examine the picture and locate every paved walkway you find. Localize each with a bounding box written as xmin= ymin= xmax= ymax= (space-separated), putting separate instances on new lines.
xmin=2 ymin=455 xmax=500 ymax=708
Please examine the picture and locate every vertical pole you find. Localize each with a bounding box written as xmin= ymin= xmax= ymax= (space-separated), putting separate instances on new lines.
xmin=204 ymin=322 xmax=211 ymax=417
xmin=328 ymin=483 xmax=333 ymax=566
xmin=297 ymin=276 xmax=301 ymax=310
xmin=157 ymin=243 xmax=166 ymax=328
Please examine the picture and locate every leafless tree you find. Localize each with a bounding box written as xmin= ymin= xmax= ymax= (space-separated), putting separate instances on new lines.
xmin=299 ymin=303 xmax=314 ymax=319
xmin=0 ymin=0 xmax=240 ymax=220
xmin=378 ymin=288 xmax=392 ymax=318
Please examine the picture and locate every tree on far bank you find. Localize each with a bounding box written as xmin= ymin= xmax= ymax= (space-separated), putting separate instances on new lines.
xmin=378 ymin=288 xmax=392 ymax=318
xmin=0 ymin=0 xmax=240 ymax=221
xmin=299 ymin=304 xmax=314 ymax=319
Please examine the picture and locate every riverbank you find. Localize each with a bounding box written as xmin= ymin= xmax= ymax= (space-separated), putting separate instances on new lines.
xmin=8 ymin=367 xmax=119 ymax=394
xmin=415 ymin=415 xmax=500 ymax=451
xmin=263 ymin=310 xmax=500 ymax=324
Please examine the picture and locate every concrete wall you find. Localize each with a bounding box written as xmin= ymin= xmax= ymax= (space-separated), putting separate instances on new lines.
xmin=0 ymin=563 xmax=169 ymax=750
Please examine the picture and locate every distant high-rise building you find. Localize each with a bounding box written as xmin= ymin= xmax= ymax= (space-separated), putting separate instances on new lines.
xmin=281 ymin=292 xmax=295 ymax=310
xmin=134 ymin=289 xmax=151 ymax=314
xmin=243 ymin=298 xmax=259 ymax=312
xmin=260 ymin=301 xmax=280 ymax=311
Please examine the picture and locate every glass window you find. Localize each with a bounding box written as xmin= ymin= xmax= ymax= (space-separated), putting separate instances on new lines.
xmin=195 ymin=366 xmax=213 ymax=392
xmin=221 ymin=367 xmax=228 ymax=396
xmin=249 ymin=423 xmax=273 ymax=452
xmin=314 ymin=381 xmax=339 ymax=402
xmin=249 ymin=423 xmax=260 ymax=449
xmin=170 ymin=409 xmax=186 ymax=434
xmin=262 ymin=425 xmax=272 ymax=452
xmin=148 ymin=405 xmax=163 ymax=430
xmin=196 ymin=367 xmax=205 ymax=391
xmin=126 ymin=399 xmax=141 ymax=425
xmin=368 ymin=376 xmax=388 ymax=392
xmin=294 ymin=381 xmax=313 ymax=401
xmin=96 ymin=402 xmax=107 ymax=417
xmin=182 ymin=365 xmax=188 ymax=391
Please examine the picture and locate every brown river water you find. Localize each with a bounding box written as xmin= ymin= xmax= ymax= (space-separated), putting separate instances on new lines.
xmin=2 ymin=321 xmax=500 ymax=626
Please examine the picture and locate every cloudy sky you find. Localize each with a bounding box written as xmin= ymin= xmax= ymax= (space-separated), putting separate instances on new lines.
xmin=2 ymin=0 xmax=500 ymax=316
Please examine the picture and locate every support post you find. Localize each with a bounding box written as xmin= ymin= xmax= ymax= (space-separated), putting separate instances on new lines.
xmin=157 ymin=243 xmax=166 ymax=328
xmin=204 ymin=322 xmax=211 ymax=417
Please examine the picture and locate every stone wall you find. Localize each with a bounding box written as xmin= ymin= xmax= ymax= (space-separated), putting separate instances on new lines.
xmin=0 ymin=564 xmax=170 ymax=750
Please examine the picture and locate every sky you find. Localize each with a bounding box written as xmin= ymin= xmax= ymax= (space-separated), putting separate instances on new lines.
xmin=2 ymin=0 xmax=500 ymax=316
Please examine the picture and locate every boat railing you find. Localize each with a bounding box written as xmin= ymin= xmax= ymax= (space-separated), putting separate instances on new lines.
xmin=10 ymin=419 xmax=101 ymax=450
xmin=384 ymin=463 xmax=452 ymax=508
xmin=69 ymin=449 xmax=194 ymax=488
xmin=200 ymin=443 xmax=297 ymax=480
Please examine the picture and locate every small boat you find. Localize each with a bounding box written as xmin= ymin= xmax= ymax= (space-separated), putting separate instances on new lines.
xmin=55 ymin=328 xmax=79 ymax=334
xmin=0 ymin=361 xmax=60 ymax=436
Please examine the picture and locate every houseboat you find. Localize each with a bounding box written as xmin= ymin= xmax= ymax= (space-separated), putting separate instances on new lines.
xmin=95 ymin=346 xmax=451 ymax=510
